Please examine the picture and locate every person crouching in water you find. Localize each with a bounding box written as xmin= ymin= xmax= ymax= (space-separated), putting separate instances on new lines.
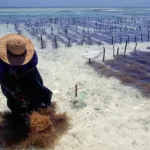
xmin=0 ymin=34 xmax=52 ymax=129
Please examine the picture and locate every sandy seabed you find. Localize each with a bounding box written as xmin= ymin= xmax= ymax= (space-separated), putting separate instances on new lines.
xmin=0 ymin=24 xmax=150 ymax=150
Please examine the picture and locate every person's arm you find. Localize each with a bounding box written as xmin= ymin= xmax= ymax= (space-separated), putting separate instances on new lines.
xmin=0 ymin=59 xmax=18 ymax=98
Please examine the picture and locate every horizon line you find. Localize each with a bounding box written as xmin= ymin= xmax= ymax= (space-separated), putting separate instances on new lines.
xmin=0 ymin=6 xmax=150 ymax=8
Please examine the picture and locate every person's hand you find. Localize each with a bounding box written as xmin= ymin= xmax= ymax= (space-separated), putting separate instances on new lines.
xmin=40 ymin=102 xmax=50 ymax=108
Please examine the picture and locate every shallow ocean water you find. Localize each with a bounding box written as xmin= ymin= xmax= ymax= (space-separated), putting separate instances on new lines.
xmin=0 ymin=7 xmax=150 ymax=150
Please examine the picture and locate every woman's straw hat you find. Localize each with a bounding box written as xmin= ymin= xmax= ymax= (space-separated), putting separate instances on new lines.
xmin=0 ymin=34 xmax=35 ymax=66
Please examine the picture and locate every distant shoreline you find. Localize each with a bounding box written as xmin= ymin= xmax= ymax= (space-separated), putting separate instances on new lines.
xmin=0 ymin=7 xmax=150 ymax=9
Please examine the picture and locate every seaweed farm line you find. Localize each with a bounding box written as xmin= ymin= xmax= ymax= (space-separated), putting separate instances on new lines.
xmin=1 ymin=8 xmax=150 ymax=48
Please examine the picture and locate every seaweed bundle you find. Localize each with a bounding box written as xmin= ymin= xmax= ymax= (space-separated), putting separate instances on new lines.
xmin=0 ymin=102 xmax=70 ymax=149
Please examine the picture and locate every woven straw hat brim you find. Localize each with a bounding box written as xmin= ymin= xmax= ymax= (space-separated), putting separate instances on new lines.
xmin=0 ymin=34 xmax=34 ymax=66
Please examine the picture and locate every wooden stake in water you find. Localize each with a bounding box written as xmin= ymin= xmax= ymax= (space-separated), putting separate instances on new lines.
xmin=51 ymin=27 xmax=53 ymax=35
xmin=76 ymin=24 xmax=78 ymax=31
xmin=32 ymin=28 xmax=35 ymax=36
xmin=89 ymin=36 xmax=91 ymax=45
xmin=89 ymin=58 xmax=91 ymax=64
xmin=75 ymin=85 xmax=78 ymax=97
xmin=120 ymin=26 xmax=122 ymax=32
xmin=112 ymin=37 xmax=114 ymax=45
xmin=41 ymin=34 xmax=44 ymax=49
xmin=103 ymin=47 xmax=106 ymax=62
xmin=113 ymin=46 xmax=115 ymax=58
xmin=124 ymin=40 xmax=128 ymax=57
xmin=65 ymin=27 xmax=68 ymax=34
xmin=83 ymin=27 xmax=85 ymax=33
xmin=54 ymin=36 xmax=57 ymax=49
xmin=44 ymin=28 xmax=46 ymax=35
xmin=117 ymin=47 xmax=119 ymax=56
xmin=135 ymin=35 xmax=137 ymax=43
xmin=98 ymin=41 xmax=101 ymax=45
xmin=68 ymin=37 xmax=71 ymax=47
xmin=134 ymin=42 xmax=137 ymax=52
xmin=120 ymin=37 xmax=122 ymax=44
xmin=81 ymin=36 xmax=85 ymax=45
xmin=15 ymin=23 xmax=17 ymax=30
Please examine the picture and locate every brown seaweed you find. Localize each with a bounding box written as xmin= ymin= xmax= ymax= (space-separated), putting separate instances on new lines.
xmin=0 ymin=102 xmax=70 ymax=149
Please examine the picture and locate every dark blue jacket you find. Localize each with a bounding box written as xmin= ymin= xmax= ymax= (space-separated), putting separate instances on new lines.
xmin=0 ymin=51 xmax=52 ymax=112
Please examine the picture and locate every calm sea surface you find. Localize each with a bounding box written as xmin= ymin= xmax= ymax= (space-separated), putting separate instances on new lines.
xmin=0 ymin=8 xmax=150 ymax=22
